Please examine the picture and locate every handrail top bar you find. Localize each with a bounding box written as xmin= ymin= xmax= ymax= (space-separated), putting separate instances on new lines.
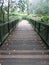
xmin=0 ymin=19 xmax=18 ymax=27
xmin=0 ymin=22 xmax=8 ymax=26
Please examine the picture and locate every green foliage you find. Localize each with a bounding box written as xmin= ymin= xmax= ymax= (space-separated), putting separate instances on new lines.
xmin=41 ymin=16 xmax=48 ymax=22
xmin=3 ymin=6 xmax=8 ymax=12
xmin=40 ymin=16 xmax=49 ymax=24
xmin=0 ymin=6 xmax=8 ymax=23
xmin=35 ymin=0 xmax=49 ymax=16
xmin=0 ymin=7 xmax=3 ymax=22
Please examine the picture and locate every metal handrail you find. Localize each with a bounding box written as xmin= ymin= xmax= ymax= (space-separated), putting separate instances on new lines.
xmin=0 ymin=19 xmax=19 ymax=45
xmin=30 ymin=19 xmax=49 ymax=46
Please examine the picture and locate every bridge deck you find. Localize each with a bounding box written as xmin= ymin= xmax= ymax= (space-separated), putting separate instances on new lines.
xmin=0 ymin=20 xmax=49 ymax=65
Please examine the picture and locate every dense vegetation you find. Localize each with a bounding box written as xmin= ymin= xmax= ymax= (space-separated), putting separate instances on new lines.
xmin=0 ymin=0 xmax=49 ymax=25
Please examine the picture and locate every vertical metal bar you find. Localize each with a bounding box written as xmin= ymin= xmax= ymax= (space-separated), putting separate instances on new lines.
xmin=46 ymin=26 xmax=49 ymax=41
xmin=35 ymin=21 xmax=36 ymax=28
xmin=0 ymin=26 xmax=2 ymax=43
xmin=38 ymin=23 xmax=40 ymax=32
xmin=34 ymin=21 xmax=36 ymax=31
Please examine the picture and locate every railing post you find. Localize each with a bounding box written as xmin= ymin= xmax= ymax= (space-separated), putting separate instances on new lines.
xmin=0 ymin=26 xmax=2 ymax=44
xmin=32 ymin=19 xmax=49 ymax=46
xmin=38 ymin=23 xmax=40 ymax=32
xmin=46 ymin=26 xmax=49 ymax=42
xmin=34 ymin=21 xmax=36 ymax=28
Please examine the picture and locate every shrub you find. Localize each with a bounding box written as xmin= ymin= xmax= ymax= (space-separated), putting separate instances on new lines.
xmin=41 ymin=16 xmax=49 ymax=24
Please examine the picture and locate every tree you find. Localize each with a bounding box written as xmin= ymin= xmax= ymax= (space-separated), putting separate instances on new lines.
xmin=26 ymin=0 xmax=30 ymax=14
xmin=18 ymin=0 xmax=26 ymax=12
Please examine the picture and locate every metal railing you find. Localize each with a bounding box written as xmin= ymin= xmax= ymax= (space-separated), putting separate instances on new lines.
xmin=30 ymin=19 xmax=49 ymax=46
xmin=0 ymin=19 xmax=19 ymax=45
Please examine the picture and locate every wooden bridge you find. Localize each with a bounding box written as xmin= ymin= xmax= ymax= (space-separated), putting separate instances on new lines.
xmin=0 ymin=20 xmax=49 ymax=65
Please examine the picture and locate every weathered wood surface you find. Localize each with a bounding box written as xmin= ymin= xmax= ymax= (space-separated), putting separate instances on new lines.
xmin=0 ymin=20 xmax=49 ymax=65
